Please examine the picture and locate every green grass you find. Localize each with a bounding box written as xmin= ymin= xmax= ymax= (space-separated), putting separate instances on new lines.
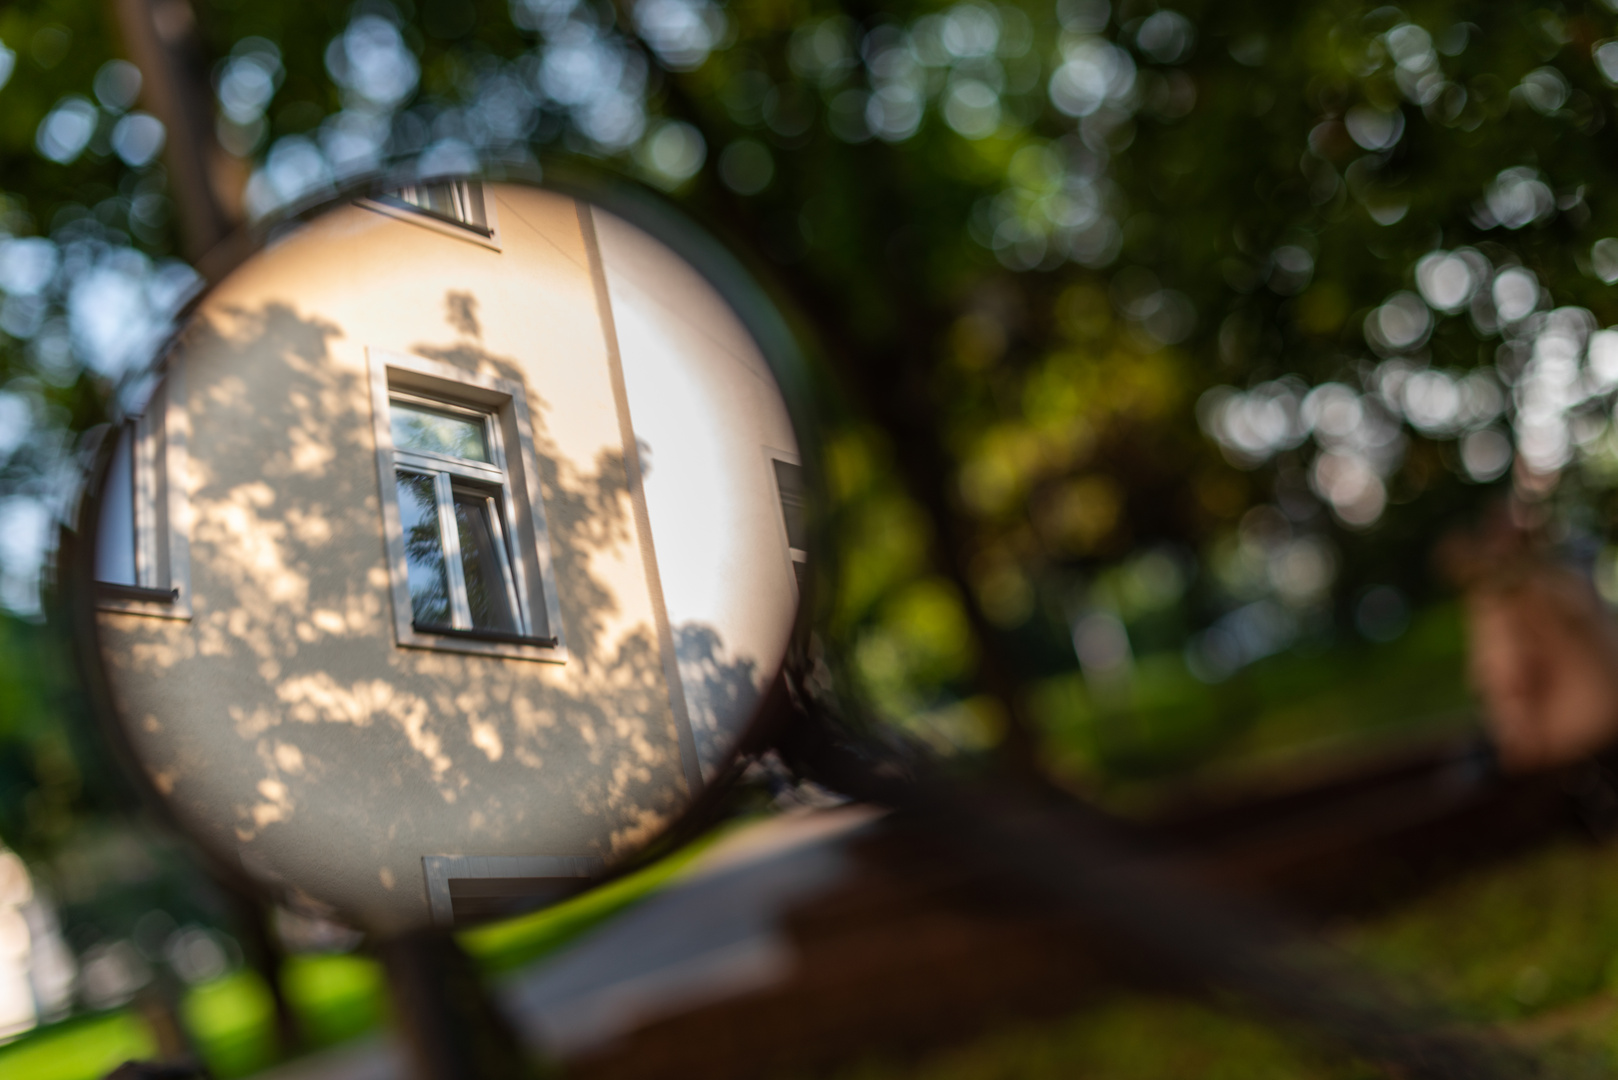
xmin=1337 ymin=841 xmax=1618 ymax=1025
xmin=1034 ymin=601 xmax=1475 ymax=802
xmin=812 ymin=996 xmax=1383 ymax=1080
xmin=29 ymin=775 xmax=1618 ymax=1080
xmin=180 ymin=955 xmax=390 ymax=1077
xmin=283 ymin=953 xmax=386 ymax=1049
xmin=14 ymin=830 xmax=1618 ymax=1080
xmin=459 ymin=817 xmax=732 ymax=975
xmin=184 ymin=971 xmax=279 ymax=1077
xmin=0 ymin=825 xmax=728 ymax=1078
xmin=812 ymin=839 xmax=1618 ymax=1080
xmin=0 ymin=1012 xmax=155 ymax=1080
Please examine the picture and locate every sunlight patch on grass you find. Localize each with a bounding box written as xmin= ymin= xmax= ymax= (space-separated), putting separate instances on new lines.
xmin=460 ymin=823 xmax=732 ymax=975
xmin=284 ymin=952 xmax=386 ymax=1048
xmin=0 ymin=1013 xmax=155 ymax=1080
xmin=185 ymin=970 xmax=278 ymax=1077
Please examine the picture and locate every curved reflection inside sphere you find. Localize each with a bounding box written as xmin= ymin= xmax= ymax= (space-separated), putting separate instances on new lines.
xmin=87 ymin=182 xmax=802 ymax=933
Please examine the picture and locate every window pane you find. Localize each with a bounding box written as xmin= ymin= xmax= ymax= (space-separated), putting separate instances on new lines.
xmin=395 ymin=181 xmax=487 ymax=230
xmin=773 ymin=460 xmax=808 ymax=551
xmin=459 ymin=183 xmax=487 ymax=229
xmin=416 ymin=182 xmax=458 ymax=219
xmin=453 ymin=491 xmax=516 ymax=633
xmin=397 ymin=471 xmax=451 ymax=628
xmin=95 ymin=427 xmax=137 ymax=585
xmin=392 ymin=402 xmax=490 ymax=463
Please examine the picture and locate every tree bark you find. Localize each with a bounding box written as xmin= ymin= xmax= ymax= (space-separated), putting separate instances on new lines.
xmin=110 ymin=0 xmax=239 ymax=264
xmin=377 ymin=930 xmax=541 ymax=1080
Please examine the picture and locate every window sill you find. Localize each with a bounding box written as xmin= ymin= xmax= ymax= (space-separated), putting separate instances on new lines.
xmin=412 ymin=623 xmax=558 ymax=648
xmin=373 ymin=194 xmax=494 ymax=237
xmin=95 ymin=582 xmax=191 ymax=620
xmin=424 ymin=854 xmax=603 ymax=928
xmin=356 ymin=197 xmax=503 ymax=251
xmin=397 ymin=622 xmax=566 ymax=663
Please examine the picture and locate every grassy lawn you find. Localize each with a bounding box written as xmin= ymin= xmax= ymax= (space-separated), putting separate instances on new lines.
xmin=0 ymin=1013 xmax=155 ymax=1080
xmin=8 ymin=824 xmax=1618 ymax=1080
xmin=1335 ymin=840 xmax=1618 ymax=1043
xmin=823 ymin=839 xmax=1618 ymax=1080
xmin=11 ymin=672 xmax=1618 ymax=1080
xmin=460 ymin=825 xmax=719 ymax=976
xmin=814 ymin=997 xmax=1386 ymax=1080
xmin=1033 ymin=601 xmax=1476 ymax=803
xmin=0 ymin=825 xmax=722 ymax=1079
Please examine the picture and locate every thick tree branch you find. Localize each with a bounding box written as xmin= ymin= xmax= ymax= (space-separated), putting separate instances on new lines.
xmin=632 ymin=43 xmax=1051 ymax=781
xmin=111 ymin=0 xmax=238 ymax=263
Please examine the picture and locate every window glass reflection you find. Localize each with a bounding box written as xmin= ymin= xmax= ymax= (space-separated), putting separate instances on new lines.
xmin=773 ymin=460 xmax=807 ymax=550
xmin=392 ymin=402 xmax=490 ymax=463
xmin=453 ymin=490 xmax=516 ymax=633
xmin=394 ymin=181 xmax=488 ymax=231
xmin=96 ymin=427 xmax=137 ymax=586
xmin=397 ymin=471 xmax=450 ymax=628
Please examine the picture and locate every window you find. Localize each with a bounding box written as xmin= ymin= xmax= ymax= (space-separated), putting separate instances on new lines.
xmin=423 ymin=855 xmax=603 ymax=928
xmin=369 ymin=349 xmax=564 ymax=661
xmin=95 ymin=423 xmax=144 ymax=588
xmin=392 ymin=398 xmax=523 ymax=635
xmin=361 ymin=179 xmax=501 ymax=249
xmin=771 ymin=457 xmax=808 ymax=593
xmin=94 ymin=364 xmax=191 ymax=619
xmin=391 ymin=180 xmax=489 ymax=234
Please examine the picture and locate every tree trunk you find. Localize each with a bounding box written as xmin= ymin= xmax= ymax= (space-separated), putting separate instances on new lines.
xmin=377 ymin=930 xmax=541 ymax=1080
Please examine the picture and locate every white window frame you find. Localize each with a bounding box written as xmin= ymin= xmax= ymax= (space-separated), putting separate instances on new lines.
xmin=368 ymin=348 xmax=565 ymax=663
xmin=357 ymin=178 xmax=502 ymax=252
xmin=95 ymin=358 xmax=192 ymax=620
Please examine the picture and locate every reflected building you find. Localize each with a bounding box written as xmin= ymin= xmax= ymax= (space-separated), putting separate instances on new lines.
xmin=90 ymin=182 xmax=801 ymax=931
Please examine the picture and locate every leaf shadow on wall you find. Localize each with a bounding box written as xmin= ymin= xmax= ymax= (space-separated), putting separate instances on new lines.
xmin=96 ymin=299 xmax=767 ymax=929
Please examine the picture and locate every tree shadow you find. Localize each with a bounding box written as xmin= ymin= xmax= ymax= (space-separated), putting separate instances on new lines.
xmin=93 ymin=296 xmax=760 ymax=932
xmin=412 ymin=337 xmax=633 ymax=672
xmin=674 ymin=623 xmax=761 ymax=779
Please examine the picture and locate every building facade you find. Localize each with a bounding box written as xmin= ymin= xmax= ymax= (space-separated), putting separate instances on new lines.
xmin=91 ymin=182 xmax=801 ymax=932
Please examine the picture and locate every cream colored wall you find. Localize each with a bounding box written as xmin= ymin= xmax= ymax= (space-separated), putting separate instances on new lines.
xmin=591 ymin=209 xmax=800 ymax=780
xmin=96 ymin=185 xmax=695 ymax=933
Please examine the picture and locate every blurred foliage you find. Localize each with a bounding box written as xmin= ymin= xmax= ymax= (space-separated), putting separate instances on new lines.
xmin=1031 ymin=597 xmax=1473 ymax=796
xmin=1 ymin=0 xmax=1618 ymax=1067
xmin=460 ymin=813 xmax=723 ymax=974
xmin=12 ymin=832 xmax=1618 ymax=1078
xmin=0 ymin=1012 xmax=155 ymax=1080
xmin=2 ymin=0 xmax=1615 ymax=791
xmin=0 ymin=952 xmax=385 ymax=1079
xmin=0 ymin=617 xmax=89 ymax=861
xmin=0 ymin=826 xmax=739 ymax=1076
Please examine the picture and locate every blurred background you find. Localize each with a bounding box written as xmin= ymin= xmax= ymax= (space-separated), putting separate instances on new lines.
xmin=4 ymin=0 xmax=1618 ymax=1075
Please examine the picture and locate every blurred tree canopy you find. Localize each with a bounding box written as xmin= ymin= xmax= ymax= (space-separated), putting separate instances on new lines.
xmin=1 ymin=0 xmax=1618 ymax=825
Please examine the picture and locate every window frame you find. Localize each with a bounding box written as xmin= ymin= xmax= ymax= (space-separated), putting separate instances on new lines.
xmin=422 ymin=854 xmax=603 ymax=928
xmin=390 ymin=393 xmax=526 ymax=635
xmin=95 ymin=357 xmax=193 ymax=620
xmin=357 ymin=178 xmax=502 ymax=252
xmin=766 ymin=449 xmax=808 ymax=597
xmin=369 ymin=348 xmax=566 ymax=663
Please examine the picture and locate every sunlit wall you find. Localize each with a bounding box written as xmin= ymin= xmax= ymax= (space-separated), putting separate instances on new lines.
xmin=593 ymin=208 xmax=801 ymax=779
